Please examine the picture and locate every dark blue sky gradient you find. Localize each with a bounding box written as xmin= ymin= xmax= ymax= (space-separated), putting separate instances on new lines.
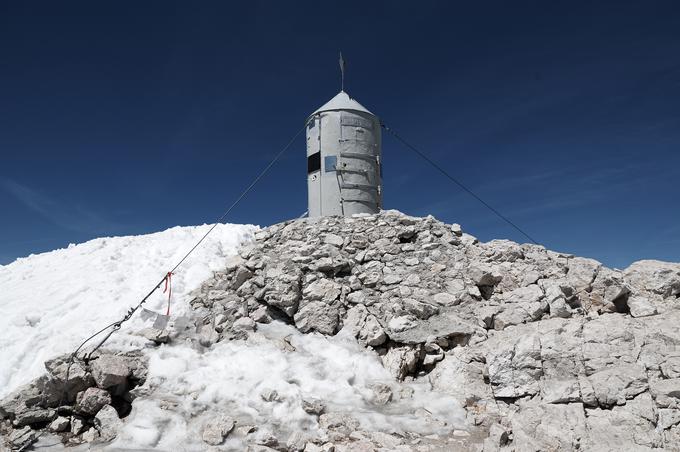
xmin=1 ymin=1 xmax=679 ymax=268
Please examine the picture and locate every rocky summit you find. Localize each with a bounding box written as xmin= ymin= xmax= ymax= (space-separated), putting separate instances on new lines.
xmin=189 ymin=210 xmax=680 ymax=451
xmin=2 ymin=210 xmax=680 ymax=451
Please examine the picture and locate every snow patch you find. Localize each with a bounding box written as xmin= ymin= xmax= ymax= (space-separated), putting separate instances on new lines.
xmin=0 ymin=223 xmax=256 ymax=398
xmin=113 ymin=322 xmax=464 ymax=449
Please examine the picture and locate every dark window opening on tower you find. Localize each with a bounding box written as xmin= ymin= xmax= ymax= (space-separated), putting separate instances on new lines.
xmin=307 ymin=152 xmax=321 ymax=173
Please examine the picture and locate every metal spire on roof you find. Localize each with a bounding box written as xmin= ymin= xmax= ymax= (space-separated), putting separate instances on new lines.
xmin=339 ymin=51 xmax=346 ymax=92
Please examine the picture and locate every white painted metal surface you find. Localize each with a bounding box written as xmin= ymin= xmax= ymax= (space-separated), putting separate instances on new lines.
xmin=306 ymin=91 xmax=382 ymax=217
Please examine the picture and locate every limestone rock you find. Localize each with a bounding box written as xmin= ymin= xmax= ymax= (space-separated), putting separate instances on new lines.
xmin=233 ymin=316 xmax=256 ymax=332
xmin=358 ymin=315 xmax=386 ymax=346
xmin=8 ymin=426 xmax=37 ymax=450
xmin=650 ymin=378 xmax=680 ymax=408
xmin=94 ymin=404 xmax=122 ymax=442
xmin=624 ymin=260 xmax=680 ymax=298
xmin=303 ymin=279 xmax=342 ymax=303
xmin=71 ymin=416 xmax=87 ymax=435
xmin=89 ymin=354 xmax=131 ymax=389
xmin=627 ymin=296 xmax=658 ymax=318
xmin=382 ymin=346 xmax=420 ymax=380
xmin=510 ymin=401 xmax=586 ymax=451
xmin=76 ymin=387 xmax=112 ymax=415
xmin=323 ymin=233 xmax=344 ymax=247
xmin=138 ymin=327 xmax=170 ymax=344
xmin=43 ymin=354 xmax=96 ymax=403
xmin=294 ymin=301 xmax=339 ymax=335
xmin=588 ymin=364 xmax=648 ymax=407
xmin=202 ymin=414 xmax=235 ymax=445
xmin=387 ymin=311 xmax=477 ymax=345
xmin=302 ymin=399 xmax=325 ymax=415
xmin=82 ymin=427 xmax=98 ymax=442
xmin=487 ymin=333 xmax=542 ymax=398
xmin=13 ymin=406 xmax=55 ymax=427
xmin=49 ymin=415 xmax=70 ymax=432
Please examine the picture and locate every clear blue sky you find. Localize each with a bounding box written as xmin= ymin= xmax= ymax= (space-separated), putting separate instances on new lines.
xmin=1 ymin=1 xmax=679 ymax=268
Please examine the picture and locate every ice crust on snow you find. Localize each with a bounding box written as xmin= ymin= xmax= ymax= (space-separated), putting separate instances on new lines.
xmin=0 ymin=223 xmax=256 ymax=399
xmin=114 ymin=322 xmax=463 ymax=449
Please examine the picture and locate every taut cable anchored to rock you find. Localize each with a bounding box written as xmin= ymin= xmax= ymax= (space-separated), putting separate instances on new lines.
xmin=381 ymin=122 xmax=541 ymax=246
xmin=18 ymin=125 xmax=305 ymax=451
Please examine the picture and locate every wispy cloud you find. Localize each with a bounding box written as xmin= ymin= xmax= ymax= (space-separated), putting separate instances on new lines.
xmin=411 ymin=161 xmax=659 ymax=230
xmin=1 ymin=179 xmax=123 ymax=235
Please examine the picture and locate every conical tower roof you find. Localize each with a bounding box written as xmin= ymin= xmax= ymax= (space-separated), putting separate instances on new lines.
xmin=309 ymin=91 xmax=374 ymax=118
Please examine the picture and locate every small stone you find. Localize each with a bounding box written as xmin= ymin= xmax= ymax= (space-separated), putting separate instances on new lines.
xmin=8 ymin=426 xmax=37 ymax=449
xmin=233 ymin=316 xmax=256 ymax=331
xmin=450 ymin=223 xmax=463 ymax=236
xmin=198 ymin=324 xmax=220 ymax=347
xmin=94 ymin=404 xmax=122 ymax=442
xmin=658 ymin=409 xmax=680 ymax=430
xmin=627 ymin=296 xmax=658 ymax=318
xmin=82 ymin=427 xmax=98 ymax=442
xmin=89 ymin=354 xmax=131 ymax=389
xmin=138 ymin=327 xmax=169 ymax=344
xmin=469 ymin=265 xmax=503 ymax=287
xmin=49 ymin=415 xmax=70 ymax=432
xmin=404 ymin=274 xmax=421 ymax=286
xmin=548 ymin=296 xmax=572 ymax=318
xmin=346 ymin=291 xmax=367 ymax=305
xmin=323 ymin=233 xmax=344 ymax=247
xmin=202 ymin=414 xmax=236 ymax=445
xmin=260 ymin=389 xmax=281 ymax=402
xmin=369 ymin=383 xmax=393 ymax=405
xmin=383 ymin=274 xmax=403 ymax=285
xmin=360 ymin=315 xmax=387 ymax=346
xmin=232 ymin=266 xmax=254 ymax=289
xmin=237 ymin=424 xmax=258 ymax=435
xmin=13 ymin=406 xmax=55 ymax=426
xmin=302 ymin=399 xmax=326 ymax=415
xmin=433 ymin=292 xmax=458 ymax=306
xmin=71 ymin=416 xmax=87 ymax=435
xmin=319 ymin=412 xmax=360 ymax=433
xmin=76 ymin=387 xmax=112 ymax=415
xmin=382 ymin=346 xmax=420 ymax=380
xmin=294 ymin=301 xmax=339 ymax=335
xmin=250 ymin=306 xmax=272 ymax=323
xmin=388 ymin=315 xmax=417 ymax=332
xmin=287 ymin=430 xmax=309 ymax=451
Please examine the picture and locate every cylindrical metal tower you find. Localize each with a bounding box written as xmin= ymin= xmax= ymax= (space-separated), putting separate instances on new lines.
xmin=306 ymin=91 xmax=382 ymax=217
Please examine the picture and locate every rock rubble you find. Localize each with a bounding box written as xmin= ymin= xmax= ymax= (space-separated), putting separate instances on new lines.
xmin=186 ymin=210 xmax=680 ymax=451
xmin=0 ymin=351 xmax=147 ymax=449
xmin=3 ymin=210 xmax=680 ymax=451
